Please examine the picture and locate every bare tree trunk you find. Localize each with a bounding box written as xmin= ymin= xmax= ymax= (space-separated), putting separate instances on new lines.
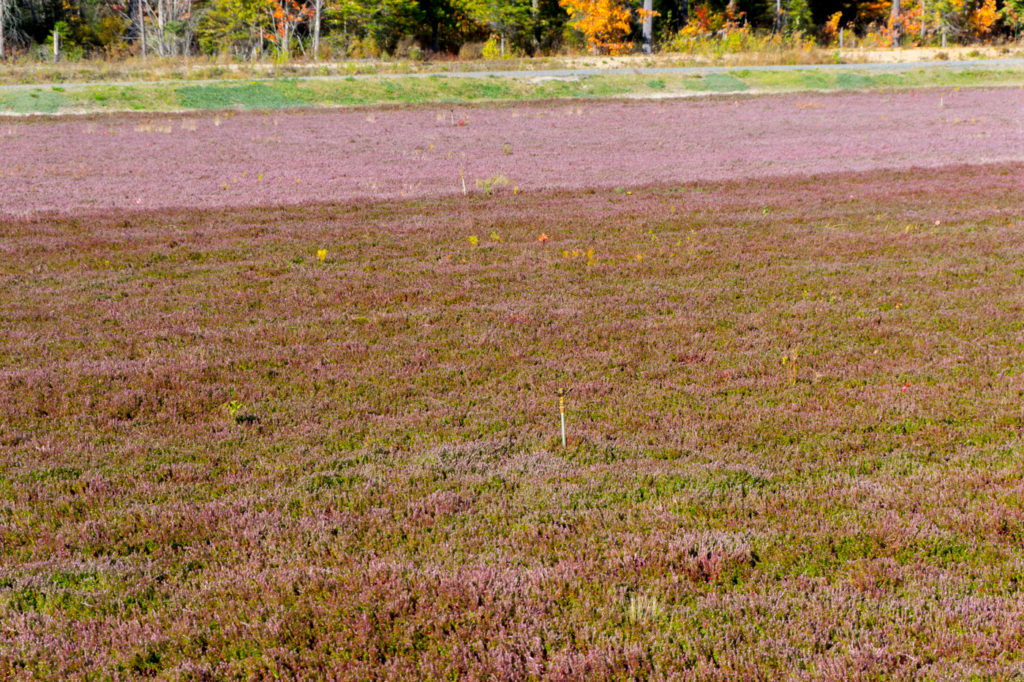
xmin=642 ymin=0 xmax=653 ymax=54
xmin=531 ymin=0 xmax=539 ymax=53
xmin=890 ymin=0 xmax=901 ymax=46
xmin=157 ymin=0 xmax=164 ymax=56
xmin=139 ymin=0 xmax=147 ymax=57
xmin=919 ymin=0 xmax=925 ymax=38
xmin=312 ymin=0 xmax=321 ymax=59
xmin=0 ymin=0 xmax=6 ymax=60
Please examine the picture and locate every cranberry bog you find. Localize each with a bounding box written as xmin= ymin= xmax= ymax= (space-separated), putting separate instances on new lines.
xmin=3 ymin=89 xmax=1024 ymax=678
xmin=2 ymin=86 xmax=1024 ymax=218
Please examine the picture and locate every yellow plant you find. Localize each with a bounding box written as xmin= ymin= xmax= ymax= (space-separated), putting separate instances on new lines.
xmin=482 ymin=35 xmax=502 ymax=60
xmin=781 ymin=348 xmax=800 ymax=385
xmin=316 ymin=248 xmax=327 ymax=262
xmin=224 ymin=400 xmax=244 ymax=418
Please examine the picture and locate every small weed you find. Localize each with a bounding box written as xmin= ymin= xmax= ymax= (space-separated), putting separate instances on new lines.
xmin=475 ymin=174 xmax=509 ymax=195
xmin=223 ymin=400 xmax=258 ymax=425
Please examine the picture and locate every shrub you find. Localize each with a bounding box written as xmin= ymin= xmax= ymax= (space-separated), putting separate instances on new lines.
xmin=393 ymin=35 xmax=423 ymax=59
xmin=481 ymin=36 xmax=501 ymax=59
xmin=347 ymin=35 xmax=382 ymax=58
xmin=459 ymin=41 xmax=486 ymax=59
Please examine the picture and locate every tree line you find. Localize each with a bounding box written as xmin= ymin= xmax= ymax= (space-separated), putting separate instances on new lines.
xmin=0 ymin=0 xmax=1019 ymax=61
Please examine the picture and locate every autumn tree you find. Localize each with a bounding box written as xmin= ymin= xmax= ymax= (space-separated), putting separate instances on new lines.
xmin=464 ymin=0 xmax=533 ymax=55
xmin=933 ymin=0 xmax=999 ymax=40
xmin=197 ymin=0 xmax=272 ymax=56
xmin=969 ymin=0 xmax=998 ymax=37
xmin=1001 ymin=0 xmax=1024 ymax=37
xmin=559 ymin=0 xmax=631 ymax=53
xmin=332 ymin=0 xmax=419 ymax=55
xmin=267 ymin=0 xmax=311 ymax=57
xmin=412 ymin=0 xmax=491 ymax=53
xmin=143 ymin=0 xmax=196 ymax=55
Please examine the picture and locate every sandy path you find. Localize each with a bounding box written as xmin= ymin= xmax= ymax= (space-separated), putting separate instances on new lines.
xmin=1 ymin=87 xmax=1022 ymax=218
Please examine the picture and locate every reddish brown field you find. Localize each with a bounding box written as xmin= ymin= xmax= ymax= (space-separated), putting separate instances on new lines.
xmin=3 ymin=90 xmax=1024 ymax=679
xmin=2 ymin=86 xmax=1023 ymax=218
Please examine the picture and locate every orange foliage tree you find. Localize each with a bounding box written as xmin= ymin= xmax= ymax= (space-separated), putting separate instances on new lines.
xmin=822 ymin=10 xmax=843 ymax=42
xmin=932 ymin=0 xmax=1001 ymax=41
xmin=559 ymin=0 xmax=632 ymax=54
xmin=969 ymin=0 xmax=999 ymax=36
xmin=266 ymin=0 xmax=312 ymax=57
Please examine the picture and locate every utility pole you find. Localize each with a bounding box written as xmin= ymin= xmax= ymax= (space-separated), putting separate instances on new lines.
xmin=642 ymin=0 xmax=653 ymax=54
xmin=890 ymin=0 xmax=901 ymax=46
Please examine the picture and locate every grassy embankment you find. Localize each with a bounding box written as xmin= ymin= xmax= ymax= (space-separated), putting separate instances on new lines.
xmin=1 ymin=61 xmax=1024 ymax=114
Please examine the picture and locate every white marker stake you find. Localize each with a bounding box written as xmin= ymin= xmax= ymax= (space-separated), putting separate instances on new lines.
xmin=558 ymin=389 xmax=567 ymax=448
